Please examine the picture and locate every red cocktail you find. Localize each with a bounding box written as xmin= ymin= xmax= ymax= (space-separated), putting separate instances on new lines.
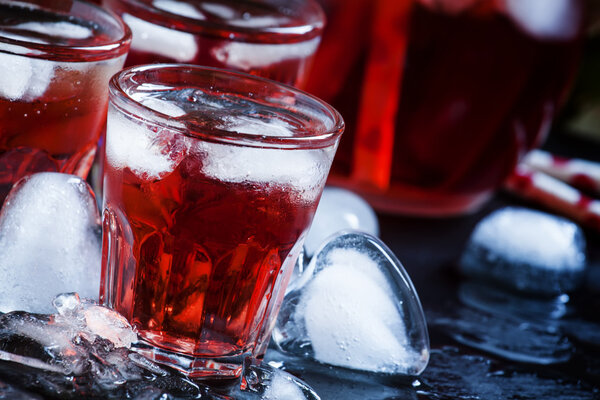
xmin=309 ymin=0 xmax=585 ymax=215
xmin=102 ymin=0 xmax=324 ymax=88
xmin=101 ymin=64 xmax=343 ymax=379
xmin=0 ymin=0 xmax=130 ymax=204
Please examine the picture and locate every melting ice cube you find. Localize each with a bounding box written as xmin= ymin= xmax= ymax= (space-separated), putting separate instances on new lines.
xmin=195 ymin=140 xmax=331 ymax=202
xmin=459 ymin=207 xmax=587 ymax=295
xmin=137 ymin=96 xmax=187 ymax=118
xmin=304 ymin=186 xmax=379 ymax=257
xmin=0 ymin=52 xmax=54 ymax=101
xmin=232 ymin=364 xmax=320 ymax=400
xmin=0 ymin=173 xmax=101 ymax=314
xmin=105 ymin=105 xmax=190 ymax=180
xmin=123 ymin=13 xmax=198 ymax=62
xmin=200 ymin=1 xmax=237 ymax=19
xmin=153 ymin=0 xmax=206 ymax=20
xmin=0 ymin=294 xmax=322 ymax=398
xmin=274 ymin=232 xmax=429 ymax=375
xmin=12 ymin=21 xmax=93 ymax=40
xmin=211 ymin=37 xmax=320 ymax=71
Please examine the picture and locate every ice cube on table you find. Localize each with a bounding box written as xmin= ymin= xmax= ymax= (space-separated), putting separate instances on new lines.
xmin=459 ymin=207 xmax=587 ymax=295
xmin=0 ymin=294 xmax=204 ymax=397
xmin=0 ymin=293 xmax=137 ymax=377
xmin=274 ymin=232 xmax=429 ymax=376
xmin=304 ymin=186 xmax=379 ymax=257
xmin=231 ymin=364 xmax=320 ymax=400
xmin=0 ymin=173 xmax=102 ymax=314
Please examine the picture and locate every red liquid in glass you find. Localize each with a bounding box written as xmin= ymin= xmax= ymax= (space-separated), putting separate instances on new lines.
xmin=102 ymin=116 xmax=319 ymax=376
xmin=310 ymin=0 xmax=584 ymax=215
xmin=0 ymin=3 xmax=127 ymax=204
xmin=103 ymin=0 xmax=323 ymax=87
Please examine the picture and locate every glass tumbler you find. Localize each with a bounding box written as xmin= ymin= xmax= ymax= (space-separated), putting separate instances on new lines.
xmin=102 ymin=0 xmax=325 ymax=88
xmin=0 ymin=0 xmax=131 ymax=204
xmin=101 ymin=64 xmax=343 ymax=379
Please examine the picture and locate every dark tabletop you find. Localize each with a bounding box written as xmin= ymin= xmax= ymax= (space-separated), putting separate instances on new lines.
xmin=267 ymin=131 xmax=600 ymax=399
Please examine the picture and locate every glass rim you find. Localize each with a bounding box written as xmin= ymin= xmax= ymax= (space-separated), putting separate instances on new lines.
xmin=113 ymin=0 xmax=325 ymax=43
xmin=109 ymin=63 xmax=344 ymax=149
xmin=0 ymin=0 xmax=132 ymax=62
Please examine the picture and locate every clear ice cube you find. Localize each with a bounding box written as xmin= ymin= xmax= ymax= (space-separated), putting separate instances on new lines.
xmin=273 ymin=232 xmax=429 ymax=376
xmin=0 ymin=173 xmax=102 ymax=314
xmin=459 ymin=207 xmax=587 ymax=295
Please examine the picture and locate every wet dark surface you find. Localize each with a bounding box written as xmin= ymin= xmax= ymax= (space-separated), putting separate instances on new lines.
xmin=1 ymin=133 xmax=600 ymax=399
xmin=271 ymin=132 xmax=600 ymax=399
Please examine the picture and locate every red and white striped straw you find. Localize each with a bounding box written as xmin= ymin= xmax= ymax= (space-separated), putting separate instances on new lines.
xmin=523 ymin=149 xmax=600 ymax=196
xmin=504 ymin=164 xmax=600 ymax=231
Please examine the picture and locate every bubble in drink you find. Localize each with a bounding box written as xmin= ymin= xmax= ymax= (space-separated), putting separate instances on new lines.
xmin=0 ymin=0 xmax=130 ymax=205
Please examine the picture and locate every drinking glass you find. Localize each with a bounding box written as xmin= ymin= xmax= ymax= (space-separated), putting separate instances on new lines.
xmin=0 ymin=0 xmax=131 ymax=204
xmin=102 ymin=0 xmax=325 ymax=88
xmin=101 ymin=64 xmax=343 ymax=379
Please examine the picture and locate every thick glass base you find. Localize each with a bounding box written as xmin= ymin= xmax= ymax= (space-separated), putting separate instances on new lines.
xmin=132 ymin=340 xmax=247 ymax=381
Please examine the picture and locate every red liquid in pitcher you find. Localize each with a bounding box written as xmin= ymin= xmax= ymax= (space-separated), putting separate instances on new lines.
xmin=312 ymin=0 xmax=584 ymax=215
xmin=0 ymin=2 xmax=127 ymax=204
